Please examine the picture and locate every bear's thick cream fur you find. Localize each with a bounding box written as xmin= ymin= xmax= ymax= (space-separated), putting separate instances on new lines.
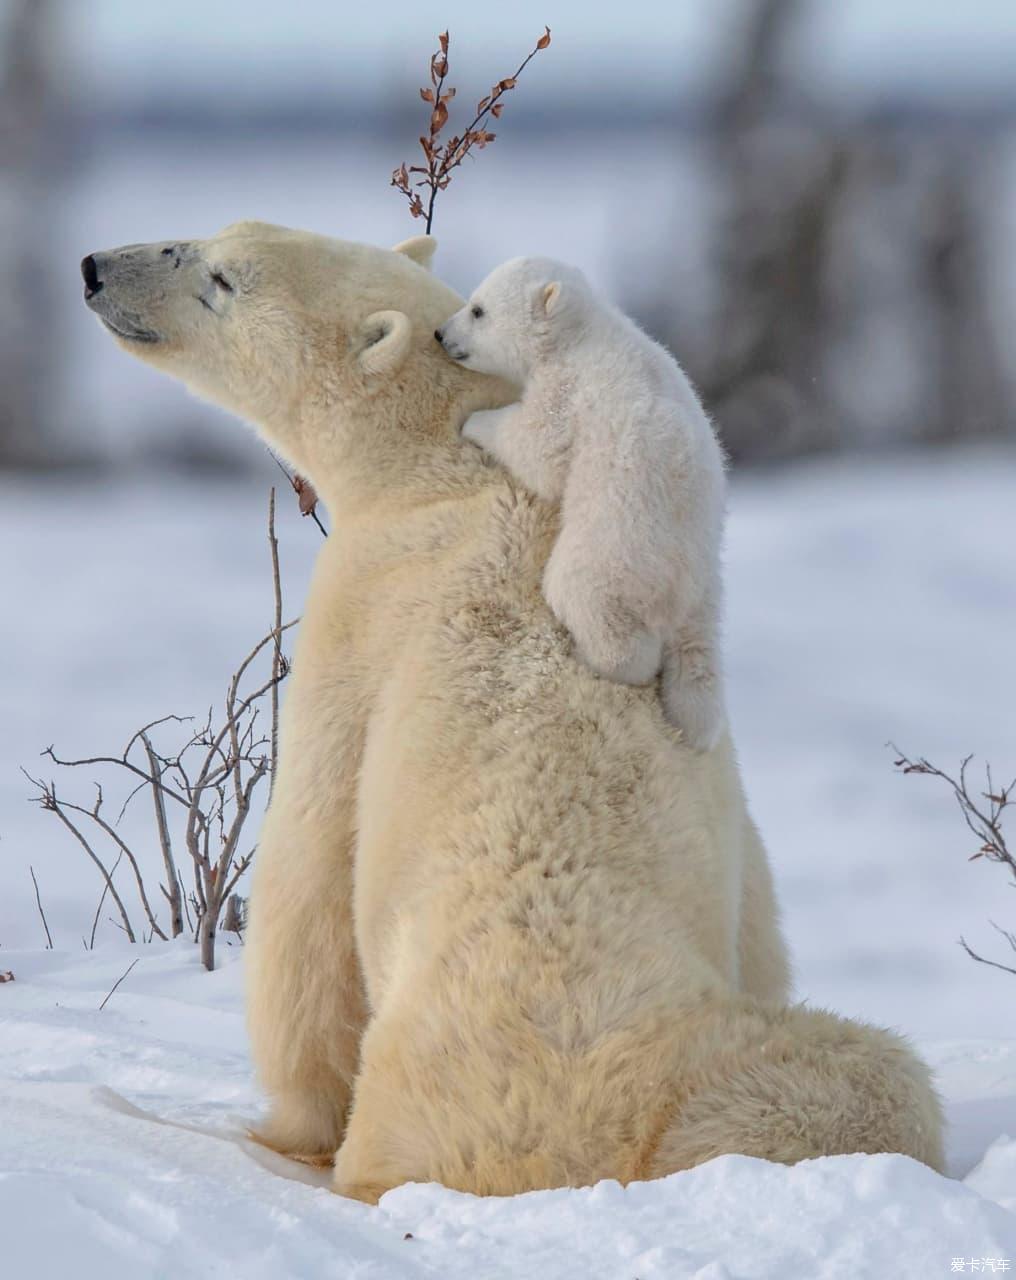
xmin=84 ymin=222 xmax=944 ymax=1200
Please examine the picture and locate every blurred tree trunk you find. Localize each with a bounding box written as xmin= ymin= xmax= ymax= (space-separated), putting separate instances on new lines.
xmin=0 ymin=0 xmax=59 ymax=467
xmin=668 ymin=0 xmax=1013 ymax=461
xmin=920 ymin=151 xmax=1008 ymax=444
xmin=703 ymin=0 xmax=845 ymax=462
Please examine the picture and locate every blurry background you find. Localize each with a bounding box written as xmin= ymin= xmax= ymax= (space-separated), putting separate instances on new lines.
xmin=1 ymin=0 xmax=1013 ymax=1036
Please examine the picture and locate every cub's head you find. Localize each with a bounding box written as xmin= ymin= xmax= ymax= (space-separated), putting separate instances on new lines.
xmin=435 ymin=255 xmax=592 ymax=383
xmin=81 ymin=222 xmax=501 ymax=488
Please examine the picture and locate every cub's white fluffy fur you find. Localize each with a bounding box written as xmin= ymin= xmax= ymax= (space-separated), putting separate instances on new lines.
xmin=439 ymin=257 xmax=727 ymax=750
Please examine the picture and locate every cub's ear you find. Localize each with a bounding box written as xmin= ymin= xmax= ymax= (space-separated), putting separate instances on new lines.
xmin=357 ymin=310 xmax=412 ymax=376
xmin=392 ymin=236 xmax=437 ymax=271
xmin=542 ymin=282 xmax=562 ymax=315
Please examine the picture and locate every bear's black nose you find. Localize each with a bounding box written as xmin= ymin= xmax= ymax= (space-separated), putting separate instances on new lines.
xmin=434 ymin=328 xmax=444 ymax=344
xmin=81 ymin=254 xmax=102 ymax=299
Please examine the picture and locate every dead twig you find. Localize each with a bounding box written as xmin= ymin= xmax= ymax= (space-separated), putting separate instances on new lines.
xmin=892 ymin=744 xmax=1015 ymax=977
xmin=25 ymin=772 xmax=138 ymax=943
xmin=959 ymin=925 xmax=1016 ymax=977
xmin=71 ymin=786 xmax=167 ymax=941
xmin=99 ymin=957 xmax=140 ymax=1011
xmin=267 ymin=450 xmax=326 ymax=536
xmin=891 ymin=746 xmax=1014 ymax=876
xmin=29 ymin=864 xmax=52 ymax=949
xmin=268 ymin=488 xmax=284 ymax=796
xmin=89 ymin=850 xmax=123 ymax=950
xmin=142 ymin=731 xmax=183 ymax=937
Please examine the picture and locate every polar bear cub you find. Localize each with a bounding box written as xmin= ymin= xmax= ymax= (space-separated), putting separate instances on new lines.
xmin=437 ymin=256 xmax=727 ymax=751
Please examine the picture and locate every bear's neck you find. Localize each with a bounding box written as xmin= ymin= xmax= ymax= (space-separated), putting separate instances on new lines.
xmin=293 ymin=366 xmax=512 ymax=520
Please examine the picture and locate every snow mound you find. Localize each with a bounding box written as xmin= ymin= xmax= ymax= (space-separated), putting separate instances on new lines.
xmin=2 ymin=945 xmax=1015 ymax=1278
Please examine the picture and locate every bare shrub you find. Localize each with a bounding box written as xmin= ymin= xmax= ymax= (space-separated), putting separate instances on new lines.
xmin=24 ymin=490 xmax=296 ymax=970
xmin=892 ymin=745 xmax=1015 ymax=977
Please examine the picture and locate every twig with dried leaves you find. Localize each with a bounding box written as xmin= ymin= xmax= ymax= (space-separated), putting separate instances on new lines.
xmin=267 ymin=449 xmax=327 ymax=538
xmin=392 ymin=26 xmax=551 ymax=234
xmin=892 ymin=744 xmax=1016 ymax=977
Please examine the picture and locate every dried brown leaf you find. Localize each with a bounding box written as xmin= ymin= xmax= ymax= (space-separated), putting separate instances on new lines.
xmin=438 ymin=31 xmax=449 ymax=54
xmin=430 ymin=101 xmax=449 ymax=135
xmin=537 ymin=27 xmax=551 ymax=50
xmin=292 ymin=475 xmax=319 ymax=519
xmin=491 ymin=102 xmax=504 ymax=118
xmin=420 ymin=87 xmax=435 ymax=103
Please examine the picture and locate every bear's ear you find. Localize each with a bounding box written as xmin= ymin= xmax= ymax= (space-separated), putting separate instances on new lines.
xmin=357 ymin=310 xmax=413 ymax=376
xmin=392 ymin=236 xmax=437 ymax=271
xmin=542 ymin=282 xmax=562 ymax=315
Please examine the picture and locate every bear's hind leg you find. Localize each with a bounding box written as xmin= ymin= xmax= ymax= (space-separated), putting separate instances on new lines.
xmin=648 ymin=1001 xmax=944 ymax=1177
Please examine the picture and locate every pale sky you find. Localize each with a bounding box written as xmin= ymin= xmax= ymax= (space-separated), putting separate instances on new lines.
xmin=47 ymin=0 xmax=1016 ymax=105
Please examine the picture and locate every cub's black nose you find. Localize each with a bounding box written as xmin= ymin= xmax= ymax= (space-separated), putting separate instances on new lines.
xmin=81 ymin=254 xmax=101 ymax=299
xmin=434 ymin=328 xmax=444 ymax=344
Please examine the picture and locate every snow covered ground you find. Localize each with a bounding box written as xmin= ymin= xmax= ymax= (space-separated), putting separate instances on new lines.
xmin=2 ymin=944 xmax=1015 ymax=1277
xmin=2 ymin=445 xmax=1014 ymax=1273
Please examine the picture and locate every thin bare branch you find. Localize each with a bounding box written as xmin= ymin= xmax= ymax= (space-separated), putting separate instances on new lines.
xmin=29 ymin=864 xmax=53 ymax=949
xmin=890 ymin=744 xmax=1014 ymax=879
xmin=179 ymin=872 xmax=194 ymax=935
xmin=268 ymin=488 xmax=283 ymax=797
xmin=99 ymin=957 xmax=140 ymax=1011
xmin=42 ymin=746 xmax=192 ymax=813
xmin=959 ymin=934 xmax=1016 ymax=977
xmin=220 ymin=849 xmax=255 ymax=903
xmin=121 ymin=714 xmax=193 ymax=764
xmin=141 ymin=730 xmax=183 ymax=937
xmin=89 ymin=851 xmax=123 ymax=949
xmin=67 ymin=787 xmax=168 ymax=942
xmin=24 ymin=771 xmax=136 ymax=943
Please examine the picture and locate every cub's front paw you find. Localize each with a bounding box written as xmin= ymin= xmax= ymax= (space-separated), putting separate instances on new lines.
xmin=461 ymin=408 xmax=504 ymax=451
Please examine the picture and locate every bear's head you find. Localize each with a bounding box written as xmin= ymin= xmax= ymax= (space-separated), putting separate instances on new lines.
xmin=436 ymin=255 xmax=592 ymax=383
xmin=81 ymin=221 xmax=511 ymax=504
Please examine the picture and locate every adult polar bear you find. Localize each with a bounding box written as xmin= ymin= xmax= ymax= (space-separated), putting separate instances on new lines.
xmin=81 ymin=222 xmax=942 ymax=1200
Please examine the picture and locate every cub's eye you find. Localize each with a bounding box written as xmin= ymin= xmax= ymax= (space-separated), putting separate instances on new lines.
xmin=210 ymin=271 xmax=234 ymax=293
xmin=471 ymin=304 xmax=484 ymax=319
